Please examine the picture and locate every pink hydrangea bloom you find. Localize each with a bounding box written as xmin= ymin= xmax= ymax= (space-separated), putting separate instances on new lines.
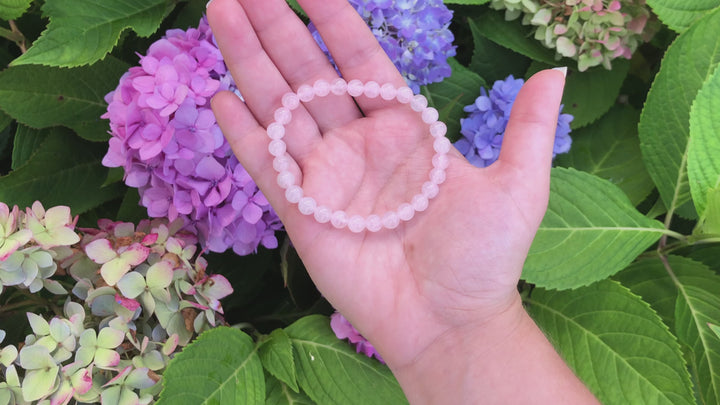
xmin=102 ymin=17 xmax=283 ymax=255
xmin=330 ymin=312 xmax=384 ymax=364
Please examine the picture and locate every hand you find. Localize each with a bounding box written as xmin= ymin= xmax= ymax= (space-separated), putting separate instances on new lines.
xmin=208 ymin=0 xmax=564 ymax=373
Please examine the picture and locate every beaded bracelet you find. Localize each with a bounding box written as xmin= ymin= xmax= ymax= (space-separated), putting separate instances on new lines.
xmin=266 ymin=78 xmax=450 ymax=233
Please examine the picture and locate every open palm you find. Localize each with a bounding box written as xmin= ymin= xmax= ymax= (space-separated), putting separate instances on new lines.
xmin=208 ymin=0 xmax=565 ymax=369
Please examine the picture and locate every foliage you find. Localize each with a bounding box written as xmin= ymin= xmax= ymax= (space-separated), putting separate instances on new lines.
xmin=0 ymin=0 xmax=719 ymax=404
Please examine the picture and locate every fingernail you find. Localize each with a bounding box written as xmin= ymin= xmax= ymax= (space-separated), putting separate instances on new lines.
xmin=206 ymin=0 xmax=213 ymax=8
xmin=552 ymin=66 xmax=567 ymax=78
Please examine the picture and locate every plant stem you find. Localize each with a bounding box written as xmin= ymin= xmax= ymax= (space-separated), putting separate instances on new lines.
xmin=1 ymin=20 xmax=27 ymax=53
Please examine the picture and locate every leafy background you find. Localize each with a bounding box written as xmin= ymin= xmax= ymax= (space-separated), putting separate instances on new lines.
xmin=1 ymin=0 xmax=720 ymax=403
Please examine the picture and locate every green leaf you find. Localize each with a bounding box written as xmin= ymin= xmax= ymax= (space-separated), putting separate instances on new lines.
xmin=527 ymin=280 xmax=694 ymax=405
xmin=639 ymin=8 xmax=720 ymax=219
xmin=686 ymin=245 xmax=720 ymax=272
xmin=286 ymin=0 xmax=306 ymax=18
xmin=554 ymin=106 xmax=654 ymax=206
xmin=468 ymin=18 xmax=531 ymax=84
xmin=523 ymin=167 xmax=666 ymax=290
xmin=526 ymin=60 xmax=630 ymax=129
xmin=265 ymin=376 xmax=315 ymax=405
xmin=0 ymin=0 xmax=32 ymax=20
xmin=259 ymin=329 xmax=299 ymax=393
xmin=12 ymin=0 xmax=172 ymax=67
xmin=688 ymin=65 xmax=720 ymax=217
xmin=443 ymin=0 xmax=490 ymax=4
xmin=422 ymin=58 xmax=485 ymax=142
xmin=285 ymin=315 xmax=407 ymax=405
xmin=710 ymin=323 xmax=720 ymax=341
xmin=647 ymin=0 xmax=720 ymax=32
xmin=0 ymin=57 xmax=130 ymax=141
xmin=700 ymin=187 xmax=720 ymax=234
xmin=158 ymin=327 xmax=265 ymax=405
xmin=11 ymin=125 xmax=50 ymax=170
xmin=0 ymin=128 xmax=125 ymax=214
xmin=468 ymin=10 xmax=561 ymax=67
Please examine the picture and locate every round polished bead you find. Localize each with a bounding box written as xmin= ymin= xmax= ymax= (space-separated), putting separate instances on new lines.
xmin=273 ymin=154 xmax=291 ymax=172
xmin=269 ymin=139 xmax=287 ymax=157
xmin=411 ymin=194 xmax=429 ymax=212
xmin=381 ymin=211 xmax=400 ymax=229
xmin=297 ymin=84 xmax=315 ymax=102
xmin=267 ymin=122 xmax=285 ymax=140
xmin=282 ymin=92 xmax=300 ymax=110
xmin=331 ymin=210 xmax=349 ymax=229
xmin=364 ymin=81 xmax=381 ymax=98
xmin=380 ymin=83 xmax=397 ymax=100
xmin=330 ymin=78 xmax=348 ymax=95
xmin=274 ymin=107 xmax=292 ymax=125
xmin=314 ymin=206 xmax=332 ymax=223
xmin=366 ymin=214 xmax=382 ymax=232
xmin=348 ymin=215 xmax=366 ymax=233
xmin=430 ymin=168 xmax=446 ymax=185
xmin=410 ymin=94 xmax=428 ymax=112
xmin=396 ymin=87 xmax=414 ymax=104
xmin=277 ymin=171 xmax=295 ymax=189
xmin=422 ymin=107 xmax=439 ymax=124
xmin=432 ymin=153 xmax=449 ymax=169
xmin=347 ymin=79 xmax=364 ymax=97
xmin=429 ymin=121 xmax=447 ymax=138
xmin=433 ymin=137 xmax=451 ymax=154
xmin=313 ymin=79 xmax=331 ymax=97
xmin=422 ymin=181 xmax=439 ymax=199
xmin=397 ymin=203 xmax=415 ymax=221
xmin=298 ymin=197 xmax=317 ymax=215
xmin=285 ymin=185 xmax=303 ymax=204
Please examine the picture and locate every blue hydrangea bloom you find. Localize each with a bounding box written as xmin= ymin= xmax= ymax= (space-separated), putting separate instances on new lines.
xmin=454 ymin=75 xmax=573 ymax=168
xmin=309 ymin=0 xmax=456 ymax=93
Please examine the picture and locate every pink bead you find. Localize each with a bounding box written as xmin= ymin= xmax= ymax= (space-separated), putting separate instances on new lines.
xmin=273 ymin=155 xmax=291 ymax=172
xmin=267 ymin=122 xmax=285 ymax=140
xmin=298 ymin=197 xmax=317 ymax=215
xmin=348 ymin=215 xmax=366 ymax=233
xmin=396 ymin=87 xmax=413 ymax=104
xmin=422 ymin=181 xmax=439 ymax=199
xmin=314 ymin=206 xmax=332 ymax=223
xmin=269 ymin=139 xmax=287 ymax=157
xmin=397 ymin=203 xmax=414 ymax=221
xmin=364 ymin=81 xmax=380 ymax=98
xmin=381 ymin=211 xmax=400 ymax=229
xmin=331 ymin=210 xmax=349 ymax=229
xmin=314 ymin=79 xmax=331 ymax=97
xmin=277 ymin=171 xmax=295 ymax=189
xmin=410 ymin=94 xmax=428 ymax=112
xmin=432 ymin=153 xmax=449 ymax=169
xmin=411 ymin=194 xmax=429 ymax=212
xmin=430 ymin=121 xmax=447 ymax=138
xmin=297 ymin=84 xmax=314 ymax=102
xmin=422 ymin=107 xmax=439 ymax=124
xmin=380 ymin=83 xmax=397 ymax=100
xmin=330 ymin=78 xmax=348 ymax=95
xmin=282 ymin=92 xmax=300 ymax=110
xmin=347 ymin=79 xmax=364 ymax=97
xmin=433 ymin=137 xmax=451 ymax=154
xmin=285 ymin=185 xmax=303 ymax=204
xmin=430 ymin=168 xmax=446 ymax=185
xmin=274 ymin=107 xmax=292 ymax=125
xmin=366 ymin=214 xmax=382 ymax=232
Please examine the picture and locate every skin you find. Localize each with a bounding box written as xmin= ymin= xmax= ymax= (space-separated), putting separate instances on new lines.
xmin=207 ymin=0 xmax=600 ymax=403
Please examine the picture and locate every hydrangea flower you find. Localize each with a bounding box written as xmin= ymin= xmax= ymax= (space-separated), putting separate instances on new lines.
xmin=330 ymin=312 xmax=384 ymax=363
xmin=489 ymin=0 xmax=654 ymax=71
xmin=309 ymin=0 xmax=457 ymax=92
xmin=102 ymin=17 xmax=283 ymax=255
xmin=454 ymin=75 xmax=573 ymax=168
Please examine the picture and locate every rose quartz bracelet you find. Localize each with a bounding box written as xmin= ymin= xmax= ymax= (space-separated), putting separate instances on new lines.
xmin=267 ymin=78 xmax=450 ymax=233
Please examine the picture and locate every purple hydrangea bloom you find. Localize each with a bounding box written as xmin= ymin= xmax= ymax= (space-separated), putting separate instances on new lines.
xmin=330 ymin=312 xmax=385 ymax=363
xmin=309 ymin=0 xmax=456 ymax=93
xmin=102 ymin=17 xmax=283 ymax=256
xmin=454 ymin=75 xmax=573 ymax=168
